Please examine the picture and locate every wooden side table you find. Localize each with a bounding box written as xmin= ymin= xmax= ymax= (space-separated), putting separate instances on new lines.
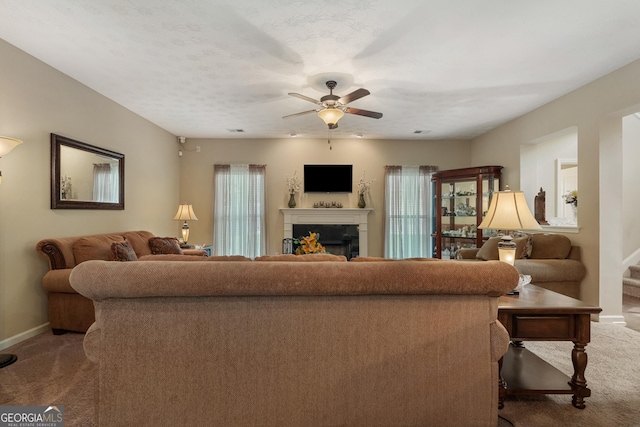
xmin=498 ymin=285 xmax=602 ymax=409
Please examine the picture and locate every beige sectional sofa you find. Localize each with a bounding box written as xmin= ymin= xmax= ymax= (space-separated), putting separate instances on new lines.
xmin=35 ymin=230 xmax=207 ymax=333
xmin=456 ymin=233 xmax=586 ymax=299
xmin=70 ymin=258 xmax=517 ymax=427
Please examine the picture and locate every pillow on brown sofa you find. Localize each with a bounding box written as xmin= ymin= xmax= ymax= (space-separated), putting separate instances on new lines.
xmin=148 ymin=237 xmax=183 ymax=255
xmin=475 ymin=236 xmax=530 ymax=261
xmin=529 ymin=233 xmax=572 ymax=259
xmin=109 ymin=240 xmax=138 ymax=261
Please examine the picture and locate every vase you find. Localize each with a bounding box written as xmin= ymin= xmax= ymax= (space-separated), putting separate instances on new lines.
xmin=358 ymin=193 xmax=366 ymax=208
xmin=571 ymin=204 xmax=577 ymax=223
xmin=288 ymin=193 xmax=296 ymax=208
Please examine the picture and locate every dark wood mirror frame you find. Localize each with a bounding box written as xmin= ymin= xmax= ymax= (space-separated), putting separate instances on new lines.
xmin=51 ymin=133 xmax=125 ymax=210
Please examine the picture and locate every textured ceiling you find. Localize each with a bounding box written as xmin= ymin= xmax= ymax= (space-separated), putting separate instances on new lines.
xmin=1 ymin=0 xmax=640 ymax=140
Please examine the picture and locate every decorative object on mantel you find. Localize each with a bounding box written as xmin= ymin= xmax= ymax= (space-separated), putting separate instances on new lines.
xmin=286 ymin=170 xmax=302 ymax=208
xmin=563 ymin=189 xmax=578 ymax=223
xmin=294 ymin=232 xmax=325 ymax=255
xmin=357 ymin=171 xmax=374 ymax=208
xmin=313 ymin=201 xmax=343 ymax=208
xmin=534 ymin=187 xmax=549 ymax=225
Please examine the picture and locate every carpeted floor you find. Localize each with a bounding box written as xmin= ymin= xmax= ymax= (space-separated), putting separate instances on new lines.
xmin=1 ymin=322 xmax=640 ymax=427
xmin=0 ymin=332 xmax=93 ymax=426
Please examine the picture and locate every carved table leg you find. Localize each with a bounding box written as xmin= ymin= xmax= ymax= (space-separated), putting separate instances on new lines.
xmin=570 ymin=341 xmax=591 ymax=409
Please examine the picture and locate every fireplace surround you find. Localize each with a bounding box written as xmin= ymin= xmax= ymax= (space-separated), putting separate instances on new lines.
xmin=281 ymin=208 xmax=372 ymax=257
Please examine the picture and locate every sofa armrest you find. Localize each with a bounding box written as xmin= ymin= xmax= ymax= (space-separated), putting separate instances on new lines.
xmin=490 ymin=320 xmax=510 ymax=362
xmin=83 ymin=322 xmax=101 ymax=363
xmin=36 ymin=241 xmax=68 ymax=270
xmin=455 ymin=248 xmax=479 ymax=260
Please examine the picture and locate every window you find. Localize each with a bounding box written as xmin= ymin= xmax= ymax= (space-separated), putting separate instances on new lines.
xmin=92 ymin=163 xmax=119 ymax=202
xmin=213 ymin=164 xmax=266 ymax=258
xmin=384 ymin=165 xmax=436 ymax=259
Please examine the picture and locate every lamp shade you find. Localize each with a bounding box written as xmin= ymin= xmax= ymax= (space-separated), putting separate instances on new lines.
xmin=0 ymin=137 xmax=23 ymax=157
xmin=478 ymin=188 xmax=542 ymax=231
xmin=317 ymin=108 xmax=344 ymax=127
xmin=174 ymin=204 xmax=198 ymax=221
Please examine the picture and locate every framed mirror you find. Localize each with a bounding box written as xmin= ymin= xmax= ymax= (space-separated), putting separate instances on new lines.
xmin=51 ymin=133 xmax=125 ymax=210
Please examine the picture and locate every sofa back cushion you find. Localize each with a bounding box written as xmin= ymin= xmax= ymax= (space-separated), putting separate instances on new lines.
xmin=122 ymin=231 xmax=155 ymax=256
xmin=72 ymin=235 xmax=125 ymax=264
xmin=475 ymin=236 xmax=530 ymax=261
xmin=529 ymin=233 xmax=572 ymax=259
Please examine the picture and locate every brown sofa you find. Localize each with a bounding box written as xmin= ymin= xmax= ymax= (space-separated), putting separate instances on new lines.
xmin=456 ymin=233 xmax=586 ymax=299
xmin=35 ymin=230 xmax=207 ymax=334
xmin=71 ymin=258 xmax=518 ymax=427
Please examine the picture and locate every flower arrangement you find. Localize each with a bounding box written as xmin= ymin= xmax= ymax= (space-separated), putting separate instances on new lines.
xmin=294 ymin=232 xmax=325 ymax=255
xmin=61 ymin=175 xmax=72 ymax=199
xmin=357 ymin=171 xmax=375 ymax=195
xmin=286 ymin=171 xmax=302 ymax=195
xmin=563 ymin=189 xmax=578 ymax=206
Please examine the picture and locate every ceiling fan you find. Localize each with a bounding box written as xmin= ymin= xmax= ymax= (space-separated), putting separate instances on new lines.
xmin=283 ymin=80 xmax=383 ymax=129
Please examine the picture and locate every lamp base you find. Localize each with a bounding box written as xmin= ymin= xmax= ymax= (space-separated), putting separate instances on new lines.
xmin=0 ymin=353 xmax=17 ymax=368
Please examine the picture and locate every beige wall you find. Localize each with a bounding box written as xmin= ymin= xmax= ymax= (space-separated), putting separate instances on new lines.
xmin=178 ymin=137 xmax=472 ymax=257
xmin=622 ymin=114 xmax=640 ymax=261
xmin=470 ymin=57 xmax=640 ymax=323
xmin=0 ymin=39 xmax=180 ymax=346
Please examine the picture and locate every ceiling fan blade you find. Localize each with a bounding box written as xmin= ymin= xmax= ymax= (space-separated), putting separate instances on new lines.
xmin=288 ymin=93 xmax=321 ymax=105
xmin=344 ymin=107 xmax=383 ymax=119
xmin=338 ymin=88 xmax=370 ymax=105
xmin=283 ymin=110 xmax=317 ymax=119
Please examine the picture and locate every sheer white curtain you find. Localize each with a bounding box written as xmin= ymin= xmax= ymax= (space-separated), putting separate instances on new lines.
xmin=213 ymin=164 xmax=266 ymax=258
xmin=384 ymin=165 xmax=437 ymax=259
xmin=93 ymin=163 xmax=118 ymax=202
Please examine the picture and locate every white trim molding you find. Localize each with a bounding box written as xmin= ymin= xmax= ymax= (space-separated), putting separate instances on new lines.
xmin=281 ymin=208 xmax=372 ymax=257
xmin=0 ymin=323 xmax=50 ymax=351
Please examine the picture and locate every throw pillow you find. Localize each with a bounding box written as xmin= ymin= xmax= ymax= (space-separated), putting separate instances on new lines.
xmin=109 ymin=240 xmax=138 ymax=261
xmin=529 ymin=233 xmax=572 ymax=259
xmin=475 ymin=237 xmax=501 ymax=261
xmin=148 ymin=237 xmax=183 ymax=255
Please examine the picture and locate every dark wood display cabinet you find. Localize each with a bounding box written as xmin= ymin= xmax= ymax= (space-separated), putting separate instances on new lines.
xmin=431 ymin=166 xmax=502 ymax=258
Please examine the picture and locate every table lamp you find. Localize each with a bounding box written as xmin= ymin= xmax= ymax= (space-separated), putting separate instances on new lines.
xmin=478 ymin=186 xmax=542 ymax=265
xmin=173 ymin=203 xmax=198 ymax=246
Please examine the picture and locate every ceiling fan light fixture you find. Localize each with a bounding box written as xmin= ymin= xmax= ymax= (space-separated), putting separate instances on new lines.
xmin=317 ymin=108 xmax=344 ymax=127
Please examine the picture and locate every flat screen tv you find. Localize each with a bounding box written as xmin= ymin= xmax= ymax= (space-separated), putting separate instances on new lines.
xmin=304 ymin=164 xmax=353 ymax=193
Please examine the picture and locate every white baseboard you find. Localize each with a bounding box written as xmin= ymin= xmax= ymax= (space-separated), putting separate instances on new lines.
xmin=0 ymin=323 xmax=50 ymax=351
xmin=598 ymin=315 xmax=627 ymax=326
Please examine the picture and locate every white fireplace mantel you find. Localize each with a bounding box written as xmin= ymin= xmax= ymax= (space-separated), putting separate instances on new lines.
xmin=281 ymin=208 xmax=373 ymax=257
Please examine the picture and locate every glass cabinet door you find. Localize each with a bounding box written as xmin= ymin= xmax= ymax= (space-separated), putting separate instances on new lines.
xmin=431 ymin=166 xmax=501 ymax=258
